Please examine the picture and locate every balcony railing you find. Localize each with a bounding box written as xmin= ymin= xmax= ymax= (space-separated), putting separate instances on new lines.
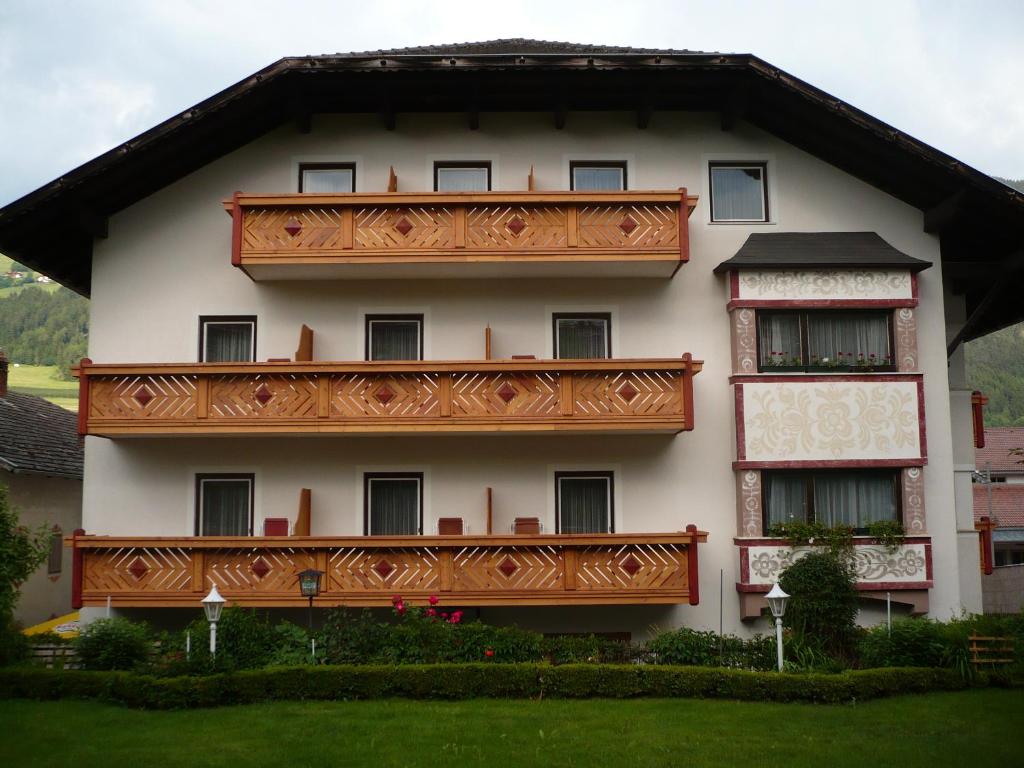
xmin=76 ymin=357 xmax=700 ymax=437
xmin=225 ymin=190 xmax=697 ymax=279
xmin=69 ymin=528 xmax=708 ymax=608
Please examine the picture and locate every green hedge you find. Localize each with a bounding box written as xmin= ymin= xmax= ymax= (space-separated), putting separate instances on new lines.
xmin=0 ymin=663 xmax=982 ymax=709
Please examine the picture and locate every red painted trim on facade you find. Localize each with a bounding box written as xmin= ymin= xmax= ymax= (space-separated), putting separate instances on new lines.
xmin=734 ymin=536 xmax=932 ymax=547
xmin=733 ymin=458 xmax=927 ymax=470
xmin=734 ymin=385 xmax=746 ymax=461
xmin=911 ymin=272 xmax=919 ymax=301
xmin=729 ymin=270 xmax=739 ymax=300
xmin=925 ymin=542 xmax=934 ymax=581
xmin=736 ymin=581 xmax=932 ymax=593
xmin=971 ymin=391 xmax=988 ymax=449
xmin=682 ymin=353 xmax=695 ymax=431
xmin=726 ymin=298 xmax=917 ymax=311
xmin=686 ymin=524 xmax=700 ymax=605
xmin=730 ymin=373 xmax=924 ymax=385
xmin=76 ymin=358 xmax=92 ymax=437
xmin=918 ymin=379 xmax=928 ymax=458
xmin=230 ymin=191 xmax=243 ymax=268
xmin=739 ymin=546 xmax=750 ymax=583
xmin=71 ymin=528 xmax=84 ymax=610
xmin=678 ymin=188 xmax=690 ymax=264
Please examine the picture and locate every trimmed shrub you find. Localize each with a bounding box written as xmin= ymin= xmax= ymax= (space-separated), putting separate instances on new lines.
xmin=0 ymin=663 xmax=976 ymax=709
xmin=859 ymin=619 xmax=947 ymax=669
xmin=74 ymin=618 xmax=150 ymax=671
xmin=646 ymin=628 xmax=775 ymax=671
xmin=0 ymin=620 xmax=31 ymax=667
xmin=542 ymin=634 xmax=633 ymax=665
xmin=179 ymin=608 xmax=309 ymax=672
xmin=779 ymin=551 xmax=858 ymax=655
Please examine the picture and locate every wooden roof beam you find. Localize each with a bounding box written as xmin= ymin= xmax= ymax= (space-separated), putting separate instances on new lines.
xmin=925 ymin=189 xmax=970 ymax=234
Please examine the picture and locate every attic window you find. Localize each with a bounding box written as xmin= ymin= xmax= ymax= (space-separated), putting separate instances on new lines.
xmin=298 ymin=163 xmax=355 ymax=193
xmin=710 ymin=163 xmax=768 ymax=222
xmin=434 ymin=162 xmax=491 ymax=191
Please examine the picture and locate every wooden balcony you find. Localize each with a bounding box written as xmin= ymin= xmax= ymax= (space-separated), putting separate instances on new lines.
xmin=69 ymin=529 xmax=708 ymax=608
xmin=225 ymin=190 xmax=697 ymax=279
xmin=76 ymin=357 xmax=700 ymax=438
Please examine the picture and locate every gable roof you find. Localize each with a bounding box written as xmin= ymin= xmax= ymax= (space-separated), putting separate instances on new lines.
xmin=0 ymin=39 xmax=1021 ymax=339
xmin=0 ymin=390 xmax=83 ymax=479
xmin=713 ymin=232 xmax=932 ymax=274
xmin=976 ymin=428 xmax=1024 ymax=475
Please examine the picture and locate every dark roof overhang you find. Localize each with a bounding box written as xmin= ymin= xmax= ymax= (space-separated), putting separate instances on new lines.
xmin=713 ymin=232 xmax=932 ymax=274
xmin=0 ymin=41 xmax=1020 ymax=341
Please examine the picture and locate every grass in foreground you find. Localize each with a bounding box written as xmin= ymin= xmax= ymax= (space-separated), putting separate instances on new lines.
xmin=6 ymin=364 xmax=78 ymax=411
xmin=1 ymin=690 xmax=1021 ymax=768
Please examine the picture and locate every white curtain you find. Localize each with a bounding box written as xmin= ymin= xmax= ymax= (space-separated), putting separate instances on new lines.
xmin=301 ymin=168 xmax=353 ymax=193
xmin=711 ymin=167 xmax=764 ymax=220
xmin=807 ymin=314 xmax=889 ymax=364
xmin=205 ymin=323 xmax=253 ymax=362
xmin=436 ymin=168 xmax=489 ymax=191
xmin=573 ymin=167 xmax=624 ymax=190
xmin=368 ymin=478 xmax=420 ymax=535
xmin=758 ymin=314 xmax=802 ymax=366
xmin=813 ymin=473 xmax=896 ymax=528
xmin=369 ymin=320 xmax=420 ymax=360
xmin=557 ymin=318 xmax=608 ymax=359
xmin=201 ymin=480 xmax=250 ymax=536
xmin=559 ymin=477 xmax=611 ymax=533
xmin=765 ymin=474 xmax=808 ymax=526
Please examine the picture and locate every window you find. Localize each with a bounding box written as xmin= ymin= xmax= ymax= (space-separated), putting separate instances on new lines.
xmin=570 ymin=162 xmax=627 ymax=191
xmin=365 ymin=314 xmax=423 ymax=361
xmin=553 ymin=313 xmax=611 ymax=359
xmin=763 ymin=470 xmax=899 ymax=533
xmin=757 ymin=310 xmax=893 ymax=371
xmin=709 ymin=162 xmax=768 ymax=222
xmin=434 ymin=162 xmax=491 ymax=192
xmin=556 ymin=472 xmax=614 ymax=534
xmin=199 ymin=316 xmax=256 ymax=363
xmin=195 ymin=474 xmax=254 ymax=536
xmin=298 ymin=163 xmax=355 ymax=193
xmin=365 ymin=473 xmax=423 ymax=535
xmin=47 ymin=526 xmax=62 ymax=575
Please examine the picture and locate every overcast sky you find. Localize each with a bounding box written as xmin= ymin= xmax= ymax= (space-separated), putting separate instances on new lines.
xmin=1 ymin=0 xmax=1022 ymax=206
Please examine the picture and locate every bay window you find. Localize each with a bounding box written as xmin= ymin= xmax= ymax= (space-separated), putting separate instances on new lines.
xmin=758 ymin=310 xmax=893 ymax=370
xmin=764 ymin=470 xmax=899 ymax=532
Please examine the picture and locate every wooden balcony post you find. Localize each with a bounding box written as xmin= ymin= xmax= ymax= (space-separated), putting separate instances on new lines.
xmin=563 ymin=547 xmax=577 ymax=590
xmin=560 ymin=373 xmax=575 ymax=416
xmin=196 ymin=377 xmax=210 ymax=419
xmin=76 ymin=359 xmax=92 ymax=437
xmin=70 ymin=528 xmax=84 ymax=609
xmin=439 ymin=373 xmax=452 ymax=417
xmin=678 ymin=187 xmax=690 ymax=264
xmin=191 ymin=550 xmax=206 ymax=594
xmin=230 ymin=191 xmax=243 ymax=267
xmin=681 ymin=353 xmax=694 ymax=430
xmin=341 ymin=208 xmax=354 ymax=250
xmin=439 ymin=549 xmax=453 ymax=591
xmin=686 ymin=524 xmax=700 ymax=606
xmin=566 ymin=205 xmax=579 ymax=247
xmin=454 ymin=206 xmax=467 ymax=248
xmin=317 ymin=375 xmax=331 ymax=418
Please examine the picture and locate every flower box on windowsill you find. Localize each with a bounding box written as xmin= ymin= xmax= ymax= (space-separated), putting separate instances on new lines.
xmin=759 ymin=365 xmax=897 ymax=374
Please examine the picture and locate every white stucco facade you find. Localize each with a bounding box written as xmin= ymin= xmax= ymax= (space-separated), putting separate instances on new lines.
xmin=78 ymin=110 xmax=978 ymax=634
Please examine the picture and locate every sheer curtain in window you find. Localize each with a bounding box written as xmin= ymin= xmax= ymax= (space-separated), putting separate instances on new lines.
xmin=765 ymin=474 xmax=808 ymax=526
xmin=758 ymin=314 xmax=802 ymax=366
xmin=205 ymin=323 xmax=253 ymax=362
xmin=556 ymin=318 xmax=608 ymax=359
xmin=201 ymin=480 xmax=251 ymax=536
xmin=369 ymin=321 xmax=420 ymax=360
xmin=573 ymin=167 xmax=624 ymax=191
xmin=711 ymin=167 xmax=765 ymax=220
xmin=807 ymin=314 xmax=889 ymax=363
xmin=301 ymin=168 xmax=353 ymax=193
xmin=368 ymin=478 xmax=420 ymax=535
xmin=558 ymin=477 xmax=611 ymax=533
xmin=813 ymin=473 xmax=896 ymax=528
xmin=436 ymin=168 xmax=489 ymax=191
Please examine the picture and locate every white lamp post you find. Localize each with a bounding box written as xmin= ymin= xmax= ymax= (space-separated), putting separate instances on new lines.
xmin=766 ymin=582 xmax=790 ymax=672
xmin=201 ymin=584 xmax=226 ymax=656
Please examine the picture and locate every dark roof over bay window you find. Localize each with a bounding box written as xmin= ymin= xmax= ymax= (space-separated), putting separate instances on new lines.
xmin=713 ymin=232 xmax=932 ymax=274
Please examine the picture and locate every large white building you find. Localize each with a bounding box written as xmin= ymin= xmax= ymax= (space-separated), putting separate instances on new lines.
xmin=2 ymin=40 xmax=1021 ymax=637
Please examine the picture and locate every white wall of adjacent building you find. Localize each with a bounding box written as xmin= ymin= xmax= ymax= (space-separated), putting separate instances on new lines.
xmin=81 ymin=110 xmax=977 ymax=633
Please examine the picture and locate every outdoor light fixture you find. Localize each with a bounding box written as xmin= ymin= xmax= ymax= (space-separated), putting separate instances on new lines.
xmin=765 ymin=582 xmax=790 ymax=672
xmin=201 ymin=584 xmax=227 ymax=656
xmin=297 ymin=568 xmax=324 ymax=630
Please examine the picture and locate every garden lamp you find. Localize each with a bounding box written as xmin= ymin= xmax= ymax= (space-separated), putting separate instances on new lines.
xmin=766 ymin=582 xmax=789 ymax=672
xmin=298 ymin=568 xmax=324 ymax=630
xmin=201 ymin=584 xmax=227 ymax=655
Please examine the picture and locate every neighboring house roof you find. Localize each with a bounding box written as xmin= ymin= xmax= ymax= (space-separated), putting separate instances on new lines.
xmin=712 ymin=232 xmax=932 ymax=274
xmin=976 ymin=427 xmax=1024 ymax=475
xmin=0 ymin=390 xmax=83 ymax=479
xmin=974 ymin=484 xmax=1024 ymax=528
xmin=0 ymin=39 xmax=1021 ymax=340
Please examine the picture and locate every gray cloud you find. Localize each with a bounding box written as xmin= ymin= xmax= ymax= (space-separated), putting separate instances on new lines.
xmin=2 ymin=0 xmax=1022 ymax=206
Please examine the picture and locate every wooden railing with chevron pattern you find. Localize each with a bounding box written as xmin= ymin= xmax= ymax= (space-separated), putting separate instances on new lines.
xmin=75 ymin=357 xmax=701 ymax=437
xmin=69 ymin=528 xmax=708 ymax=608
xmin=225 ymin=190 xmax=697 ymax=279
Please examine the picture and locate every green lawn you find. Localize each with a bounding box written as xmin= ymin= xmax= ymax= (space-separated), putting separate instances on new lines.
xmin=7 ymin=364 xmax=78 ymax=411
xmin=1 ymin=690 xmax=1021 ymax=767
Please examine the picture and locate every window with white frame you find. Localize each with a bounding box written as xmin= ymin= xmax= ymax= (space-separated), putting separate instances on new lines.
xmin=195 ymin=474 xmax=254 ymax=536
xmin=553 ymin=313 xmax=611 ymax=359
xmin=365 ymin=314 xmax=423 ymax=361
xmin=365 ymin=473 xmax=423 ymax=535
xmin=434 ymin=162 xmax=491 ymax=191
xmin=199 ymin=316 xmax=256 ymax=363
xmin=570 ymin=161 xmax=627 ymax=191
xmin=556 ymin=471 xmax=614 ymax=534
xmin=298 ymin=163 xmax=355 ymax=193
xmin=709 ymin=163 xmax=768 ymax=222
xmin=757 ymin=310 xmax=893 ymax=370
xmin=763 ymin=470 xmax=899 ymax=533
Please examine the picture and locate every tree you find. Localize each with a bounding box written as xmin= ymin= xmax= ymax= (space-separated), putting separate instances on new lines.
xmin=0 ymin=482 xmax=50 ymax=623
xmin=778 ymin=551 xmax=859 ymax=655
